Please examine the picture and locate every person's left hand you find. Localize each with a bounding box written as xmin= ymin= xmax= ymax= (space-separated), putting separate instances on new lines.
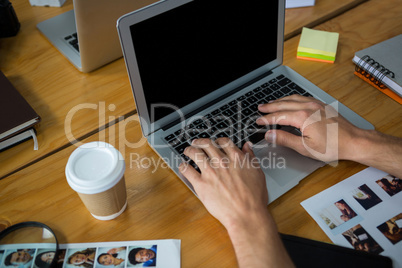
xmin=179 ymin=138 xmax=268 ymax=230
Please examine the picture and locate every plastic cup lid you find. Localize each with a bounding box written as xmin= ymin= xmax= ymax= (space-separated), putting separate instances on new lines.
xmin=65 ymin=142 xmax=125 ymax=194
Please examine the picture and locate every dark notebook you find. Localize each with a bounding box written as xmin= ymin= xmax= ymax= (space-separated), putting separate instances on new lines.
xmin=0 ymin=71 xmax=40 ymax=143
xmin=281 ymin=233 xmax=393 ymax=268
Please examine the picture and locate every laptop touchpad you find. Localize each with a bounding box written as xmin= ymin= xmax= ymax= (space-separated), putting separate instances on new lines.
xmin=253 ymin=140 xmax=323 ymax=187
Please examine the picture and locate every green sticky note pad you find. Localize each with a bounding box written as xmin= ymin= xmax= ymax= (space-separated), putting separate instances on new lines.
xmin=297 ymin=27 xmax=339 ymax=58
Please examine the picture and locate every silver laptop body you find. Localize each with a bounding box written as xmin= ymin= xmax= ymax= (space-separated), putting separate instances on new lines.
xmin=37 ymin=0 xmax=156 ymax=72
xmin=117 ymin=0 xmax=374 ymax=203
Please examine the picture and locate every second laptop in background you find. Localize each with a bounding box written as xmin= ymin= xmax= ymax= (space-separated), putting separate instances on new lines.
xmin=37 ymin=0 xmax=157 ymax=72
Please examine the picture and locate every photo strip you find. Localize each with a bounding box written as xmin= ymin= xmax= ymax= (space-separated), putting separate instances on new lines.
xmin=0 ymin=240 xmax=179 ymax=268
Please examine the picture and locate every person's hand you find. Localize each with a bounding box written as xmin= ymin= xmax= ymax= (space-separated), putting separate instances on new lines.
xmin=179 ymin=138 xmax=295 ymax=267
xmin=179 ymin=138 xmax=267 ymax=230
xmin=256 ymin=94 xmax=363 ymax=162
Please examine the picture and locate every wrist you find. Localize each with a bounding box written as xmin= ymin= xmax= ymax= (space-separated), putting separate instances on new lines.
xmin=225 ymin=207 xmax=275 ymax=237
xmin=343 ymin=129 xmax=402 ymax=176
xmin=224 ymin=208 xmax=295 ymax=267
xmin=341 ymin=128 xmax=377 ymax=163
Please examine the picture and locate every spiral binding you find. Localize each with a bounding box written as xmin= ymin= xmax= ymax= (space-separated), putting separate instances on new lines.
xmin=355 ymin=55 xmax=395 ymax=89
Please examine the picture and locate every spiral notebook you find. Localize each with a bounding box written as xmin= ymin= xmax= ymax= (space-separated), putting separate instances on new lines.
xmin=352 ymin=34 xmax=402 ymax=104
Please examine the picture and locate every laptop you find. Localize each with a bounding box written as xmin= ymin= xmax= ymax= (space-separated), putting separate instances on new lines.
xmin=117 ymin=0 xmax=374 ymax=203
xmin=36 ymin=0 xmax=157 ymax=72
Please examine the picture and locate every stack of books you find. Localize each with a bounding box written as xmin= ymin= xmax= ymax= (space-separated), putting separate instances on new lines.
xmin=0 ymin=71 xmax=41 ymax=151
xmin=297 ymin=27 xmax=339 ymax=63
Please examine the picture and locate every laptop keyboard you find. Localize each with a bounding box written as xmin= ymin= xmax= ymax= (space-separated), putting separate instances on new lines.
xmin=64 ymin=33 xmax=79 ymax=52
xmin=163 ymin=74 xmax=312 ymax=171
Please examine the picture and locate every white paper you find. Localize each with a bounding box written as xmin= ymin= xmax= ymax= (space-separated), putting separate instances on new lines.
xmin=286 ymin=0 xmax=315 ymax=9
xmin=301 ymin=167 xmax=402 ymax=267
xmin=0 ymin=239 xmax=180 ymax=268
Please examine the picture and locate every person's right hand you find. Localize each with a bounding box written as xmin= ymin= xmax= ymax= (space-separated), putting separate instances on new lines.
xmin=256 ymin=94 xmax=364 ymax=162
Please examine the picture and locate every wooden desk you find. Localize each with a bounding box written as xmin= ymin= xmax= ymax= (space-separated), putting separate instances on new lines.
xmin=284 ymin=0 xmax=367 ymax=40
xmin=0 ymin=116 xmax=240 ymax=267
xmin=0 ymin=0 xmax=136 ymax=178
xmin=1 ymin=0 xmax=401 ymax=266
xmin=0 ymin=0 xmax=367 ymax=179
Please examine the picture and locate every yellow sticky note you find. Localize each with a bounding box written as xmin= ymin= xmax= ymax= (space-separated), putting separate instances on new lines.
xmin=297 ymin=27 xmax=339 ymax=58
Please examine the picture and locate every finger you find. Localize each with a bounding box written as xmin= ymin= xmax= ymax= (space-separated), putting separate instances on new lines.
xmin=192 ymin=138 xmax=225 ymax=159
xmin=179 ymin=161 xmax=202 ymax=183
xmin=269 ymin=94 xmax=316 ymax=104
xmin=212 ymin=137 xmax=245 ymax=161
xmin=242 ymin=141 xmax=259 ymax=161
xmin=183 ymin=145 xmax=210 ymax=172
xmin=265 ymin=129 xmax=306 ymax=155
xmin=256 ymin=110 xmax=308 ymax=129
xmin=258 ymin=97 xmax=323 ymax=114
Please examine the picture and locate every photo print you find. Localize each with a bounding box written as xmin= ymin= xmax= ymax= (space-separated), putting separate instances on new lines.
xmin=34 ymin=248 xmax=58 ymax=268
xmin=0 ymin=250 xmax=4 ymax=266
xmin=376 ymin=175 xmax=402 ymax=197
xmin=56 ymin=249 xmax=66 ymax=268
xmin=319 ymin=199 xmax=358 ymax=230
xmin=95 ymin=246 xmax=127 ymax=268
xmin=342 ymin=224 xmax=383 ymax=254
xmin=377 ymin=213 xmax=402 ymax=245
xmin=351 ymin=184 xmax=382 ymax=210
xmin=3 ymin=248 xmax=36 ymax=268
xmin=65 ymin=247 xmax=97 ymax=268
xmin=127 ymin=245 xmax=157 ymax=267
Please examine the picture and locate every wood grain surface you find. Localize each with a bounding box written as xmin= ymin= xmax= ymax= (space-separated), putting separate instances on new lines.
xmin=1 ymin=0 xmax=401 ymax=267
xmin=0 ymin=0 xmax=367 ymax=179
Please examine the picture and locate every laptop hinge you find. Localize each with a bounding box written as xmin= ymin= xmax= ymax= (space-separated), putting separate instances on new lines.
xmin=162 ymin=70 xmax=273 ymax=131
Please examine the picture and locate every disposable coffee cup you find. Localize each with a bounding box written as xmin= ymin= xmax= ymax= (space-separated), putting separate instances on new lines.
xmin=65 ymin=141 xmax=127 ymax=220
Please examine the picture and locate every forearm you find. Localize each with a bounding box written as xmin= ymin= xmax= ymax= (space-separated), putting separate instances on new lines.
xmin=346 ymin=129 xmax=402 ymax=178
xmin=226 ymin=209 xmax=294 ymax=268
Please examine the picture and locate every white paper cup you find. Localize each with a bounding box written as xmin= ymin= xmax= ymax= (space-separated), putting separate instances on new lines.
xmin=65 ymin=141 xmax=127 ymax=220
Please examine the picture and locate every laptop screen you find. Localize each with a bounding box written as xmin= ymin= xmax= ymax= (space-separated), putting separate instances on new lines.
xmin=130 ymin=0 xmax=279 ymax=123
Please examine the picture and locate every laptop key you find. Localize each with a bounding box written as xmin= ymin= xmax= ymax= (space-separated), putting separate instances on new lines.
xmin=273 ymin=91 xmax=284 ymax=98
xmin=277 ymin=78 xmax=291 ymax=87
xmin=198 ymin=132 xmax=210 ymax=139
xmin=211 ymin=109 xmax=220 ymax=115
xmin=245 ymin=91 xmax=254 ymax=97
xmin=246 ymin=96 xmax=257 ymax=104
xmin=240 ymin=100 xmax=250 ymax=108
xmin=281 ymin=86 xmax=291 ymax=94
xmin=164 ymin=134 xmax=175 ymax=141
xmin=261 ymin=82 xmax=269 ymax=88
xmin=237 ymin=95 xmax=246 ymax=101
xmin=255 ymin=92 xmax=265 ymax=99
xmin=248 ymin=131 xmax=266 ymax=144
xmin=270 ymin=84 xmax=280 ymax=91
xmin=241 ymin=108 xmax=253 ymax=117
xmin=168 ymin=138 xmax=181 ymax=147
xmin=293 ymin=84 xmax=307 ymax=94
xmin=222 ymin=109 xmax=234 ymax=117
xmin=276 ymin=74 xmax=285 ymax=80
xmin=174 ymin=142 xmax=190 ymax=155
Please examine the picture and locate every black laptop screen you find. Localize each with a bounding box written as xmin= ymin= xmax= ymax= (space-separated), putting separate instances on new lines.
xmin=130 ymin=0 xmax=279 ymax=122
